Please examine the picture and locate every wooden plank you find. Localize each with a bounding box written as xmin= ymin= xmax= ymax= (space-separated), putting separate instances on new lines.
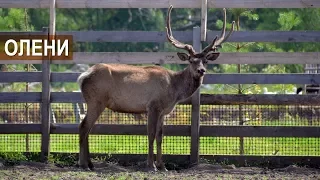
xmin=50 ymin=52 xmax=320 ymax=65
xmin=0 ymin=72 xmax=42 ymax=82
xmin=0 ymin=124 xmax=41 ymax=134
xmin=50 ymin=124 xmax=190 ymax=136
xmin=51 ymin=92 xmax=192 ymax=104
xmin=2 ymin=52 xmax=320 ymax=65
xmin=51 ymin=92 xmax=85 ymax=103
xmin=203 ymin=73 xmax=320 ymax=84
xmin=49 ymin=124 xmax=320 ymax=137
xmin=0 ymin=60 xmax=40 ymax=64
xmin=40 ymin=27 xmax=51 ymax=162
xmin=0 ymin=92 xmax=41 ymax=103
xmin=206 ymin=31 xmax=320 ymax=43
xmin=51 ymin=52 xmax=184 ymax=64
xmin=206 ymin=52 xmax=320 ymax=64
xmin=51 ymin=72 xmax=320 ymax=84
xmin=56 ymin=30 xmax=320 ymax=43
xmin=1 ymin=0 xmax=319 ymax=8
xmin=200 ymin=126 xmax=320 ymax=137
xmin=201 ymin=94 xmax=320 ymax=105
xmin=190 ymin=26 xmax=201 ymax=165
xmin=207 ymin=0 xmax=319 ymax=8
xmin=0 ymin=31 xmax=45 ymax=36
xmin=51 ymin=92 xmax=320 ymax=105
xmin=56 ymin=31 xmax=192 ymax=43
xmin=201 ymin=0 xmax=207 ymax=41
xmin=51 ymin=72 xmax=80 ymax=82
xmin=50 ymin=0 xmax=56 ymax=35
xmin=3 ymin=71 xmax=320 ymax=85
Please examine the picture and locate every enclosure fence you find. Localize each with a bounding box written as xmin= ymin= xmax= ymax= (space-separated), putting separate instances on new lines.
xmin=1 ymin=0 xmax=320 ymax=166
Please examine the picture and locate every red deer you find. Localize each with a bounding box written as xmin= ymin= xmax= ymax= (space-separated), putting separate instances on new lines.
xmin=77 ymin=5 xmax=234 ymax=171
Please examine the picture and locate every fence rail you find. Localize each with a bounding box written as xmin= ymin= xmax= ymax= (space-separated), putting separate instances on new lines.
xmin=2 ymin=52 xmax=320 ymax=64
xmin=1 ymin=92 xmax=320 ymax=105
xmin=2 ymin=72 xmax=320 ymax=84
xmin=1 ymin=124 xmax=320 ymax=138
xmin=0 ymin=0 xmax=319 ymax=8
xmin=55 ymin=30 xmax=320 ymax=43
xmin=2 ymin=30 xmax=320 ymax=43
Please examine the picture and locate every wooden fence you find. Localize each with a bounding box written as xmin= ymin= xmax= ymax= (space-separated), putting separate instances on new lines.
xmin=1 ymin=0 xmax=320 ymax=166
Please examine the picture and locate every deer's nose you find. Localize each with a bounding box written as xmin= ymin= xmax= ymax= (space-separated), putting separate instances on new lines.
xmin=198 ymin=69 xmax=206 ymax=75
xmin=198 ymin=69 xmax=206 ymax=73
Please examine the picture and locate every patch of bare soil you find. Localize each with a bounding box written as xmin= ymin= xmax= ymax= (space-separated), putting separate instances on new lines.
xmin=0 ymin=161 xmax=320 ymax=180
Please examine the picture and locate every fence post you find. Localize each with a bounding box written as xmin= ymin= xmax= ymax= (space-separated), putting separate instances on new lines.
xmin=40 ymin=27 xmax=51 ymax=162
xmin=190 ymin=26 xmax=201 ymax=165
xmin=201 ymin=0 xmax=208 ymax=41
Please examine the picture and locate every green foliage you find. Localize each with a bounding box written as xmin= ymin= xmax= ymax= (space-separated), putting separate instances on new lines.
xmin=0 ymin=152 xmax=27 ymax=165
xmin=278 ymin=11 xmax=301 ymax=30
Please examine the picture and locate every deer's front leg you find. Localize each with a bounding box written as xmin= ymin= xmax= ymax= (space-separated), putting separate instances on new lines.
xmin=156 ymin=115 xmax=167 ymax=171
xmin=146 ymin=108 xmax=159 ymax=172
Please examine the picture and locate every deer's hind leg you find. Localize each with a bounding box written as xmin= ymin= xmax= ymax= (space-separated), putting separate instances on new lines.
xmin=146 ymin=105 xmax=163 ymax=172
xmin=155 ymin=115 xmax=167 ymax=171
xmin=79 ymin=100 xmax=106 ymax=170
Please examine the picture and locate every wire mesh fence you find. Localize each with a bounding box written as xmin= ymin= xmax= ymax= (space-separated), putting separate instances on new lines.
xmin=0 ymin=103 xmax=320 ymax=156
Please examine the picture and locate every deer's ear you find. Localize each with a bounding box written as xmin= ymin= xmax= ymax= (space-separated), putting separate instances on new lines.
xmin=206 ymin=52 xmax=220 ymax=61
xmin=177 ymin=52 xmax=190 ymax=61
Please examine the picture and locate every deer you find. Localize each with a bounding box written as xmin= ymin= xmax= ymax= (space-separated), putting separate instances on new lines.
xmin=77 ymin=5 xmax=234 ymax=172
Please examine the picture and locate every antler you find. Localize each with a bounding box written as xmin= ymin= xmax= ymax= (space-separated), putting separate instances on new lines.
xmin=166 ymin=5 xmax=196 ymax=56
xmin=201 ymin=8 xmax=235 ymax=54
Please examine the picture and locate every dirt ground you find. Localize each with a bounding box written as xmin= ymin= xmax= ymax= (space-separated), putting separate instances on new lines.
xmin=0 ymin=161 xmax=320 ymax=180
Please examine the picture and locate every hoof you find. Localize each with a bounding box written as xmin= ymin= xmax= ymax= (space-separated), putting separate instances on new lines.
xmin=80 ymin=165 xmax=92 ymax=171
xmin=157 ymin=164 xmax=168 ymax=172
xmin=159 ymin=167 xmax=168 ymax=172
xmin=144 ymin=163 xmax=158 ymax=172
xmin=88 ymin=161 xmax=95 ymax=171
xmin=145 ymin=166 xmax=158 ymax=172
xmin=78 ymin=163 xmax=92 ymax=171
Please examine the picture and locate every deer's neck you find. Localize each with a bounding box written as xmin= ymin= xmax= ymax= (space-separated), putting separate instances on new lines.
xmin=172 ymin=66 xmax=203 ymax=101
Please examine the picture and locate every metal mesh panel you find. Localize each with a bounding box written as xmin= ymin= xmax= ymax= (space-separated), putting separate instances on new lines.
xmin=0 ymin=103 xmax=41 ymax=152
xmin=52 ymin=103 xmax=191 ymax=125
xmin=49 ymin=135 xmax=190 ymax=154
xmin=200 ymin=104 xmax=320 ymax=156
xmin=200 ymin=137 xmax=320 ymax=156
xmin=50 ymin=103 xmax=191 ymax=154
xmin=0 ymin=103 xmax=41 ymax=124
xmin=0 ymin=134 xmax=41 ymax=152
xmin=200 ymin=105 xmax=320 ymax=126
xmin=1 ymin=103 xmax=319 ymax=156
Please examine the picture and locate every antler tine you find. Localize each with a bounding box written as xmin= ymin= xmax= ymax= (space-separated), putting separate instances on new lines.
xmin=200 ymin=35 xmax=218 ymax=54
xmin=165 ymin=5 xmax=196 ymax=56
xmin=214 ymin=8 xmax=235 ymax=47
xmin=166 ymin=5 xmax=173 ymax=37
xmin=217 ymin=20 xmax=235 ymax=45
xmin=201 ymin=8 xmax=235 ymax=54
xmin=215 ymin=8 xmax=227 ymax=45
xmin=200 ymin=8 xmax=231 ymax=55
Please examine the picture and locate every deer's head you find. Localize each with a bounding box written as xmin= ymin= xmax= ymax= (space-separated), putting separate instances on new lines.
xmin=166 ymin=5 xmax=235 ymax=78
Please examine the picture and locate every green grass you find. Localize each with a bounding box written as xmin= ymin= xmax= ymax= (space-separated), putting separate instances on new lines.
xmin=0 ymin=134 xmax=319 ymax=156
